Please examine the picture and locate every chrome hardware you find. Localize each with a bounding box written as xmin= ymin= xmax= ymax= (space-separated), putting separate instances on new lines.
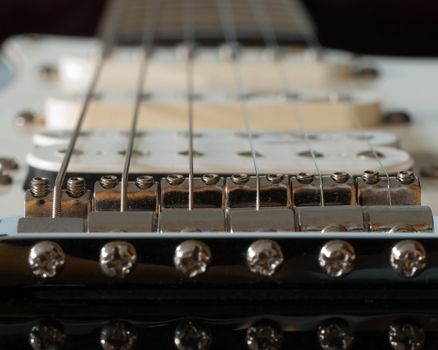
xmin=31 ymin=177 xmax=50 ymax=198
xmin=226 ymin=175 xmax=290 ymax=208
xmin=317 ymin=320 xmax=354 ymax=350
xmin=246 ymin=319 xmax=283 ymax=350
xmin=390 ymin=240 xmax=427 ymax=278
xmin=361 ymin=170 xmax=380 ymax=185
xmin=161 ymin=176 xmax=225 ymax=209
xmin=66 ymin=176 xmax=86 ymax=198
xmin=246 ymin=239 xmax=284 ymax=277
xmin=291 ymin=174 xmax=355 ymax=207
xmin=227 ymin=208 xmax=295 ymax=232
xmin=388 ymin=322 xmax=425 ymax=350
xmin=0 ymin=157 xmax=18 ymax=170
xmin=174 ymin=240 xmax=212 ymax=277
xmin=357 ymin=173 xmax=421 ymax=205
xmin=18 ymin=217 xmax=86 ymax=233
xmin=318 ymin=240 xmax=356 ymax=278
xmin=100 ymin=175 xmax=118 ymax=189
xmin=136 ymin=175 xmax=154 ymax=189
xmin=100 ymin=241 xmax=137 ymax=278
xmin=167 ymin=174 xmax=185 ymax=186
xmin=100 ymin=321 xmax=138 ymax=350
xmin=0 ymin=169 xmax=12 ymax=185
xmin=88 ymin=211 xmax=156 ymax=232
xmin=93 ymin=180 xmax=158 ymax=212
xmin=28 ymin=241 xmax=65 ymax=278
xmin=231 ymin=173 xmax=250 ymax=184
xmin=174 ymin=320 xmax=212 ymax=350
xmin=365 ymin=206 xmax=433 ymax=232
xmin=29 ymin=321 xmax=66 ymax=350
xmin=15 ymin=110 xmax=36 ymax=127
xmin=159 ymin=209 xmax=225 ymax=232
xmin=296 ymin=206 xmax=364 ymax=232
xmin=331 ymin=171 xmax=350 ymax=184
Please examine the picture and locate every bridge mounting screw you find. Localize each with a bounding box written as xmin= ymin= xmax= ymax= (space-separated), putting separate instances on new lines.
xmin=246 ymin=319 xmax=283 ymax=350
xmin=388 ymin=322 xmax=425 ymax=350
xmin=174 ymin=240 xmax=212 ymax=278
xmin=246 ymin=239 xmax=284 ymax=277
xmin=318 ymin=240 xmax=356 ymax=278
xmin=99 ymin=241 xmax=137 ymax=278
xmin=174 ymin=320 xmax=212 ymax=350
xmin=390 ymin=240 xmax=426 ymax=278
xmin=397 ymin=170 xmax=415 ymax=185
xmin=297 ymin=172 xmax=314 ymax=184
xmin=100 ymin=321 xmax=138 ymax=350
xmin=30 ymin=177 xmax=50 ymax=197
xmin=29 ymin=321 xmax=66 ymax=350
xmin=167 ymin=174 xmax=185 ymax=186
xmin=231 ymin=173 xmax=250 ymax=185
xmin=100 ymin=175 xmax=118 ymax=189
xmin=136 ymin=175 xmax=154 ymax=189
xmin=201 ymin=173 xmax=220 ymax=185
xmin=362 ymin=170 xmax=380 ymax=184
xmin=266 ymin=174 xmax=284 ymax=184
xmin=317 ymin=320 xmax=354 ymax=350
xmin=66 ymin=177 xmax=86 ymax=198
xmin=28 ymin=241 xmax=65 ymax=279
xmin=331 ymin=171 xmax=350 ymax=183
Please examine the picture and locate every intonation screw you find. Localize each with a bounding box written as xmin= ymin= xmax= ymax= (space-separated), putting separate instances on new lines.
xmin=136 ymin=175 xmax=154 ymax=189
xmin=397 ymin=170 xmax=416 ymax=185
xmin=297 ymin=172 xmax=314 ymax=184
xmin=246 ymin=319 xmax=283 ymax=350
xmin=167 ymin=174 xmax=185 ymax=186
xmin=266 ymin=174 xmax=284 ymax=184
xmin=66 ymin=177 xmax=86 ymax=198
xmin=29 ymin=321 xmax=66 ymax=350
xmin=100 ymin=321 xmax=138 ymax=350
xmin=390 ymin=240 xmax=426 ymax=278
xmin=174 ymin=320 xmax=212 ymax=350
xmin=100 ymin=175 xmax=118 ymax=189
xmin=30 ymin=177 xmax=50 ymax=198
xmin=331 ymin=171 xmax=350 ymax=183
xmin=388 ymin=322 xmax=425 ymax=350
xmin=317 ymin=320 xmax=354 ymax=350
xmin=231 ymin=173 xmax=250 ymax=184
xmin=28 ymin=241 xmax=65 ymax=279
xmin=362 ymin=170 xmax=380 ymax=184
xmin=246 ymin=240 xmax=284 ymax=277
xmin=202 ymin=173 xmax=220 ymax=185
xmin=319 ymin=240 xmax=356 ymax=278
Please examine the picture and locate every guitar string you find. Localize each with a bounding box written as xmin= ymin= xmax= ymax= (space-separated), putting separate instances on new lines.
xmin=181 ymin=0 xmax=196 ymax=211
xmin=52 ymin=0 xmax=127 ymax=218
xmin=280 ymin=0 xmax=393 ymax=205
xmin=120 ymin=0 xmax=162 ymax=212
xmin=247 ymin=0 xmax=325 ymax=206
xmin=217 ymin=0 xmax=261 ymax=211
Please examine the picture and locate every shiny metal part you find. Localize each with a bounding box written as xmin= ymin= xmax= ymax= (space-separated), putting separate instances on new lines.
xmin=29 ymin=321 xmax=66 ymax=350
xmin=231 ymin=173 xmax=250 ymax=184
xmin=88 ymin=211 xmax=156 ymax=232
xmin=15 ymin=110 xmax=36 ymax=127
xmin=94 ymin=180 xmax=158 ymax=212
xmin=174 ymin=240 xmax=212 ymax=277
xmin=246 ymin=239 xmax=284 ymax=277
xmin=388 ymin=322 xmax=425 ymax=350
xmin=100 ymin=241 xmax=137 ymax=278
xmin=167 ymin=174 xmax=185 ymax=185
xmin=357 ymin=174 xmax=420 ymax=205
xmin=291 ymin=174 xmax=355 ymax=207
xmin=136 ymin=175 xmax=154 ymax=189
xmin=226 ymin=175 xmax=290 ymax=208
xmin=390 ymin=240 xmax=427 ymax=278
xmin=174 ymin=320 xmax=212 ymax=350
xmin=227 ymin=208 xmax=295 ymax=232
xmin=361 ymin=170 xmax=380 ymax=184
xmin=161 ymin=176 xmax=225 ymax=209
xmin=0 ymin=170 xmax=12 ymax=185
xmin=0 ymin=157 xmax=18 ymax=170
xmin=31 ymin=177 xmax=50 ymax=198
xmin=318 ymin=240 xmax=356 ymax=278
xmin=365 ymin=206 xmax=433 ymax=232
xmin=296 ymin=206 xmax=364 ymax=232
xmin=100 ymin=321 xmax=138 ymax=350
xmin=317 ymin=320 xmax=354 ymax=350
xmin=66 ymin=176 xmax=86 ymax=197
xmin=100 ymin=175 xmax=119 ymax=189
xmin=160 ymin=209 xmax=225 ymax=232
xmin=28 ymin=241 xmax=66 ymax=278
xmin=18 ymin=217 xmax=86 ymax=233
xmin=246 ymin=319 xmax=283 ymax=350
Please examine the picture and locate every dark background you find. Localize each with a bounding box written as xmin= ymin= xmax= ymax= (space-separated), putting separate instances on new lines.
xmin=0 ymin=0 xmax=436 ymax=56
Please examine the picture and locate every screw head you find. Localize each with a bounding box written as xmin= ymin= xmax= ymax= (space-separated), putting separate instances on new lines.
xmin=317 ymin=320 xmax=354 ymax=350
xmin=167 ymin=174 xmax=185 ymax=186
xmin=15 ymin=110 xmax=36 ymax=127
xmin=174 ymin=320 xmax=212 ymax=350
xmin=382 ymin=111 xmax=411 ymax=125
xmin=30 ymin=177 xmax=50 ymax=197
xmin=100 ymin=241 xmax=137 ymax=278
xmin=246 ymin=319 xmax=283 ymax=350
xmin=66 ymin=176 xmax=86 ymax=198
xmin=388 ymin=322 xmax=425 ymax=350
xmin=136 ymin=175 xmax=154 ymax=189
xmin=397 ymin=170 xmax=416 ymax=185
xmin=28 ymin=241 xmax=65 ymax=279
xmin=296 ymin=172 xmax=314 ymax=184
xmin=362 ymin=170 xmax=380 ymax=184
xmin=390 ymin=240 xmax=426 ymax=278
xmin=319 ymin=240 xmax=356 ymax=278
xmin=100 ymin=321 xmax=138 ymax=350
xmin=266 ymin=174 xmax=284 ymax=184
xmin=29 ymin=321 xmax=66 ymax=350
xmin=246 ymin=240 xmax=284 ymax=277
xmin=0 ymin=171 xmax=12 ymax=185
xmin=231 ymin=173 xmax=250 ymax=184
xmin=0 ymin=157 xmax=18 ymax=170
xmin=174 ymin=240 xmax=212 ymax=278
xmin=201 ymin=173 xmax=220 ymax=185
xmin=331 ymin=171 xmax=350 ymax=183
xmin=100 ymin=175 xmax=118 ymax=189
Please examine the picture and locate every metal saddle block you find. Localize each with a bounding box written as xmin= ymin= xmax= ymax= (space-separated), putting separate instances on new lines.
xmin=227 ymin=208 xmax=295 ymax=232
xmin=88 ymin=211 xmax=156 ymax=232
xmin=159 ymin=209 xmax=225 ymax=232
